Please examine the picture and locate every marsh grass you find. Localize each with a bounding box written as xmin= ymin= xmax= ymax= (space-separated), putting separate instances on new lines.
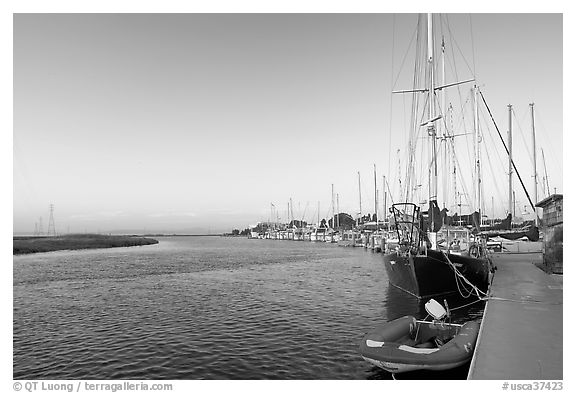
xmin=13 ymin=234 xmax=159 ymax=255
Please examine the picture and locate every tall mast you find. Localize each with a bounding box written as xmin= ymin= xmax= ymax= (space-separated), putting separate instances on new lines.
xmin=441 ymin=36 xmax=447 ymax=208
xmin=336 ymin=194 xmax=340 ymax=228
xmin=530 ymin=103 xmax=538 ymax=224
xmin=473 ymin=85 xmax=481 ymax=218
xmin=373 ymin=164 xmax=378 ymax=223
xmin=448 ymin=104 xmax=458 ymax=214
xmin=427 ymin=13 xmax=438 ymax=211
xmin=508 ymin=104 xmax=513 ymax=217
xmin=389 ymin=14 xmax=474 ymax=214
xmin=397 ymin=149 xmax=402 ymax=201
xmin=358 ymin=171 xmax=362 ymax=222
xmin=383 ymin=175 xmax=388 ymax=230
xmin=331 ymin=184 xmax=335 ymax=228
xmin=472 ymin=88 xmax=477 ymax=213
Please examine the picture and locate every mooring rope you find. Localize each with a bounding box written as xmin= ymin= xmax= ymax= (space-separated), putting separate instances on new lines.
xmin=440 ymin=250 xmax=489 ymax=299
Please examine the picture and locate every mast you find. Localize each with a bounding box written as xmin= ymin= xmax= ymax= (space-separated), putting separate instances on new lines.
xmin=491 ymin=196 xmax=494 ymax=225
xmin=397 ymin=149 xmax=402 ymax=201
xmin=530 ymin=102 xmax=538 ymax=224
xmin=441 ymin=36 xmax=447 ymax=209
xmin=373 ymin=164 xmax=378 ymax=223
xmin=508 ymin=104 xmax=513 ymax=217
xmin=336 ymin=193 xmax=340 ymax=228
xmin=427 ymin=13 xmax=438 ymax=212
xmin=331 ymin=184 xmax=335 ymax=228
xmin=383 ymin=175 xmax=388 ymax=230
xmin=389 ymin=13 xmax=474 ymax=222
xmin=473 ymin=85 xmax=481 ymax=219
xmin=358 ymin=171 xmax=362 ymax=223
xmin=448 ymin=104 xmax=458 ymax=214
xmin=425 ymin=13 xmax=440 ymax=249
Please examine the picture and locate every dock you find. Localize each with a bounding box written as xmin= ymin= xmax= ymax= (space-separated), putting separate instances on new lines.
xmin=468 ymin=252 xmax=563 ymax=380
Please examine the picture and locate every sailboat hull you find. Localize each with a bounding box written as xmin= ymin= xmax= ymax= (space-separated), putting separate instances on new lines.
xmin=383 ymin=249 xmax=491 ymax=298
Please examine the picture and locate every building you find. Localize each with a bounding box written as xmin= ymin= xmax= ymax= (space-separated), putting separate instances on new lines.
xmin=535 ymin=194 xmax=563 ymax=274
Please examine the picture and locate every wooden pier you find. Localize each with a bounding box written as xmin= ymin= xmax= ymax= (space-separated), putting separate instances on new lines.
xmin=467 ymin=252 xmax=563 ymax=380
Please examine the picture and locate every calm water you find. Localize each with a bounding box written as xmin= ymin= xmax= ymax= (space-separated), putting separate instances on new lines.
xmin=13 ymin=236 xmax=484 ymax=380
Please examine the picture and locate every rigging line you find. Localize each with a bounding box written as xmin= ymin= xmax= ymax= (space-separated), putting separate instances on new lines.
xmin=480 ymin=107 xmax=507 ymax=179
xmin=534 ymin=108 xmax=561 ymax=175
xmin=388 ymin=14 xmax=396 ymax=184
xmin=391 ymin=17 xmax=418 ymax=91
xmin=458 ymin=90 xmax=474 ymax=183
xmin=439 ymin=251 xmax=488 ymax=298
xmin=478 ymin=88 xmax=535 ymax=211
xmin=469 ymin=14 xmax=476 ymax=78
xmin=409 ymin=23 xmax=428 ymax=203
xmin=408 ymin=17 xmax=423 ymax=159
xmin=453 ymin=151 xmax=473 ymax=212
xmin=534 ymin=108 xmax=562 ymax=181
xmin=450 ymin=129 xmax=473 ymax=210
xmin=480 ymin=124 xmax=506 ymax=208
xmin=443 ymin=15 xmax=476 ymax=77
xmin=444 ymin=21 xmax=472 ymax=145
xmin=512 ymin=107 xmax=535 ymax=169
xmin=479 ymin=108 xmax=506 ymax=208
xmin=451 ymin=96 xmax=472 ymax=136
xmin=385 ymin=177 xmax=396 ymax=206
xmin=449 ymin=297 xmax=485 ymax=311
xmin=443 ymin=19 xmax=478 ymax=174
xmin=512 ymin=108 xmax=536 ymax=207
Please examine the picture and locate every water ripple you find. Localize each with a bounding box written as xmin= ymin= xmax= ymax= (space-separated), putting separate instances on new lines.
xmin=14 ymin=237 xmax=482 ymax=379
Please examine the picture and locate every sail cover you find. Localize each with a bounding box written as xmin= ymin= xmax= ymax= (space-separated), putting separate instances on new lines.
xmin=428 ymin=200 xmax=443 ymax=232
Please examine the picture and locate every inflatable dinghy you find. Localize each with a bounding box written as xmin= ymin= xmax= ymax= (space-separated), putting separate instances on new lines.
xmin=358 ymin=300 xmax=480 ymax=374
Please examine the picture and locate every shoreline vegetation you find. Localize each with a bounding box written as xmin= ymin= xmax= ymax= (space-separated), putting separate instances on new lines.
xmin=13 ymin=234 xmax=159 ymax=255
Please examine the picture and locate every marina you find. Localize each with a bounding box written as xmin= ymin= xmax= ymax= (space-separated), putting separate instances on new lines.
xmin=243 ymin=222 xmax=563 ymax=380
xmin=13 ymin=12 xmax=563 ymax=383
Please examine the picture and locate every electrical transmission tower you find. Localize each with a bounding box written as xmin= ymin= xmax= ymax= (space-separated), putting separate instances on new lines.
xmin=38 ymin=217 xmax=44 ymax=236
xmin=47 ymin=204 xmax=56 ymax=236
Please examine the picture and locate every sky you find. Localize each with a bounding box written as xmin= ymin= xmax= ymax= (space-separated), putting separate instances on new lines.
xmin=12 ymin=11 xmax=564 ymax=234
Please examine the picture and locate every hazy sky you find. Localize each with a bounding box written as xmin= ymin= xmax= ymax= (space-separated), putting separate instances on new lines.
xmin=13 ymin=13 xmax=563 ymax=234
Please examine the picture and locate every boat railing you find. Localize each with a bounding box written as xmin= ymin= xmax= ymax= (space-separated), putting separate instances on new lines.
xmin=416 ymin=320 xmax=463 ymax=328
xmin=390 ymin=203 xmax=422 ymax=249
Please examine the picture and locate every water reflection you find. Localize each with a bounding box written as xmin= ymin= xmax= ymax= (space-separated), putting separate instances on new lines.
xmin=14 ymin=236 xmax=484 ymax=380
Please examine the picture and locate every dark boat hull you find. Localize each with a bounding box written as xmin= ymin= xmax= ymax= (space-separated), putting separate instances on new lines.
xmin=382 ymin=249 xmax=491 ymax=298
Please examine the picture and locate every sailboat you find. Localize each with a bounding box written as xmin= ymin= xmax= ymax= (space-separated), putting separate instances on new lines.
xmin=382 ymin=14 xmax=493 ymax=299
xmin=478 ymin=103 xmax=543 ymax=253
